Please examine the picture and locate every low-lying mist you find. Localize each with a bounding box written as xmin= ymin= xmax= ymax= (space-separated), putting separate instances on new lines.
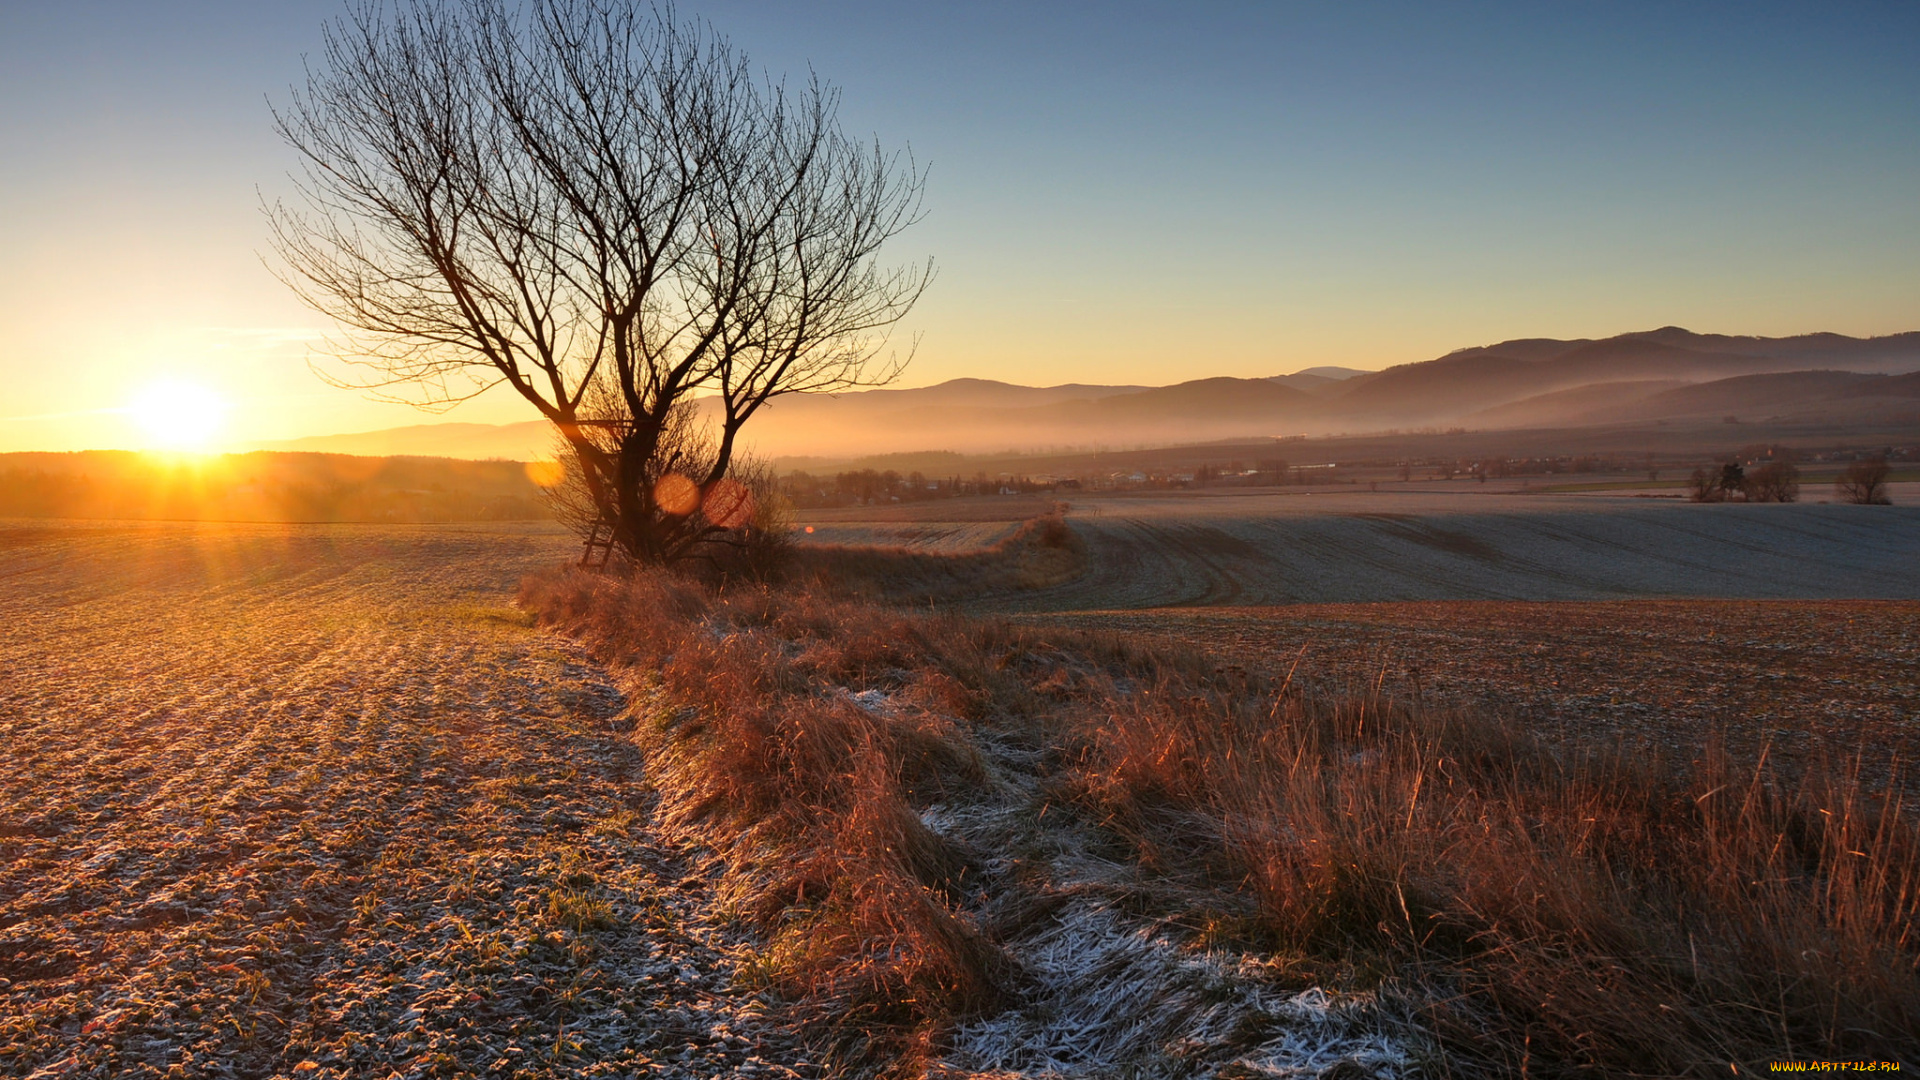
xmin=0 ymin=451 xmax=552 ymax=523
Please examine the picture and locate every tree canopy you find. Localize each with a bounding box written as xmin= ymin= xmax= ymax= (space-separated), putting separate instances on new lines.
xmin=270 ymin=0 xmax=929 ymax=563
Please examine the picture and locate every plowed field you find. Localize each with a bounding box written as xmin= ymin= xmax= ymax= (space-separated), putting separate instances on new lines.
xmin=1017 ymin=490 xmax=1920 ymax=609
xmin=1017 ymin=599 xmax=1920 ymax=789
xmin=6 ymin=499 xmax=1916 ymax=1077
xmin=0 ymin=521 xmax=812 ymax=1079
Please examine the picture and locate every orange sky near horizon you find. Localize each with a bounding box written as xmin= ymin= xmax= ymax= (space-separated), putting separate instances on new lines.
xmin=3 ymin=2 xmax=1917 ymax=455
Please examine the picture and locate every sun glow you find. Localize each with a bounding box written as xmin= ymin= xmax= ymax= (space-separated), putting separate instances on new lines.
xmin=128 ymin=381 xmax=230 ymax=450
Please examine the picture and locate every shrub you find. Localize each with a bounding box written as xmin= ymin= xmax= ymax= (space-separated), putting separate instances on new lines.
xmin=1687 ymin=466 xmax=1724 ymax=502
xmin=1746 ymin=460 xmax=1800 ymax=502
xmin=697 ymin=456 xmax=798 ymax=584
xmin=1837 ymin=458 xmax=1893 ymax=504
xmin=1718 ymin=461 xmax=1747 ymax=500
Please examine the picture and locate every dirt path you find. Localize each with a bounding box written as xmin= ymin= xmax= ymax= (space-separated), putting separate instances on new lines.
xmin=0 ymin=522 xmax=810 ymax=1079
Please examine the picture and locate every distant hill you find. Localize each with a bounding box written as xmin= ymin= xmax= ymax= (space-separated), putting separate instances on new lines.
xmin=1602 ymin=370 xmax=1920 ymax=425
xmin=1327 ymin=328 xmax=1920 ymax=424
xmin=804 ymin=377 xmax=1150 ymax=409
xmin=1327 ymin=353 xmax=1542 ymax=418
xmin=1620 ymin=326 xmax=1920 ymax=364
xmin=1467 ymin=370 xmax=1920 ymax=429
xmin=247 ymin=328 xmax=1920 ymax=460
xmin=1267 ymin=366 xmax=1370 ymax=393
xmin=0 ymin=451 xmax=552 ymax=522
xmin=1466 ymin=380 xmax=1687 ymax=428
xmin=1051 ymin=377 xmax=1316 ymax=421
xmin=729 ymin=376 xmax=1322 ymax=456
xmin=259 ymin=420 xmax=554 ymax=461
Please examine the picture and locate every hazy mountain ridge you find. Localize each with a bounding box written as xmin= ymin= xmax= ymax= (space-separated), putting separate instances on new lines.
xmin=1329 ymin=329 xmax=1920 ymax=423
xmin=1266 ymin=367 xmax=1371 ymax=393
xmin=1465 ymin=380 xmax=1689 ymax=428
xmin=253 ymin=328 xmax=1920 ymax=459
xmin=258 ymin=419 xmax=559 ymax=461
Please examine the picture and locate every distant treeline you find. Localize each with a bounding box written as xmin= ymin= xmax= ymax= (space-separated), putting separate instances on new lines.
xmin=781 ymin=442 xmax=1920 ymax=501
xmin=0 ymin=451 xmax=551 ymax=523
xmin=781 ymin=469 xmax=1056 ymax=508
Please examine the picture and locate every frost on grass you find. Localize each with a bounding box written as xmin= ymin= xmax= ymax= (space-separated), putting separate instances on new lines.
xmin=0 ymin=523 xmax=816 ymax=1079
xmin=947 ymin=900 xmax=1408 ymax=1079
xmin=518 ymin=565 xmax=1426 ymax=1077
xmin=913 ymin=761 xmax=1414 ymax=1080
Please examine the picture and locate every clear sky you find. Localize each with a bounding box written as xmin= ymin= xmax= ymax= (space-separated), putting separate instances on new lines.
xmin=2 ymin=1 xmax=1916 ymax=451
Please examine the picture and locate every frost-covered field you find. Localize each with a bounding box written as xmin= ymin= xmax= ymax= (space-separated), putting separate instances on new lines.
xmin=7 ymin=501 xmax=1915 ymax=1077
xmin=1014 ymin=489 xmax=1920 ymax=609
xmin=0 ymin=521 xmax=815 ymax=1078
xmin=792 ymin=495 xmax=1050 ymax=553
xmin=791 ymin=521 xmax=1023 ymax=552
xmin=794 ymin=489 xmax=1920 ymax=609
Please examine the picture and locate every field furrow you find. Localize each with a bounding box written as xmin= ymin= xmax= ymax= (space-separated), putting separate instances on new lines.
xmin=0 ymin=522 xmax=811 ymax=1079
xmin=1007 ymin=492 xmax=1920 ymax=610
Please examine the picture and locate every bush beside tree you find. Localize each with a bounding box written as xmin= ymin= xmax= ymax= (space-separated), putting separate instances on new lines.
xmin=1837 ymin=458 xmax=1893 ymax=505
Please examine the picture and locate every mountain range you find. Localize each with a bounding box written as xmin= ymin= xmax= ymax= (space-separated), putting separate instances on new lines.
xmin=256 ymin=328 xmax=1920 ymax=460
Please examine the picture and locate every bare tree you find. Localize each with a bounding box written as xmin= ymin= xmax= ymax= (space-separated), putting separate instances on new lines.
xmin=1687 ymin=465 xmax=1724 ymax=503
xmin=1746 ymin=460 xmax=1799 ymax=503
xmin=268 ymin=0 xmax=929 ymax=563
xmin=1836 ymin=458 xmax=1893 ymax=505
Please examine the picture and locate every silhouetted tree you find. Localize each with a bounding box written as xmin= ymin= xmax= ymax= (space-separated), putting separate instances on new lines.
xmin=1687 ymin=466 xmax=1723 ymax=503
xmin=1746 ymin=460 xmax=1799 ymax=503
xmin=269 ymin=0 xmax=929 ymax=564
xmin=1836 ymin=458 xmax=1893 ymax=505
xmin=1718 ymin=462 xmax=1747 ymax=501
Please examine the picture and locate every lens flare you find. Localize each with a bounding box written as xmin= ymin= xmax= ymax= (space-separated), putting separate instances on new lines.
xmin=653 ymin=473 xmax=700 ymax=516
xmin=524 ymin=460 xmax=566 ymax=487
xmin=129 ymin=381 xmax=229 ymax=450
xmin=701 ymin=477 xmax=754 ymax=529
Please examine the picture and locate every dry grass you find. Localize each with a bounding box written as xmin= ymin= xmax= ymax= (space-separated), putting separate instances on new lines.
xmin=1065 ymin=675 xmax=1920 ymax=1074
xmin=1024 ymin=600 xmax=1920 ymax=797
xmin=519 ymin=570 xmax=1028 ymax=1068
xmin=524 ymin=563 xmax=1920 ymax=1076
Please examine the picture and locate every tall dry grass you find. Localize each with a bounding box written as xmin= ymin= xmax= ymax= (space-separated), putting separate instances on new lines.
xmin=522 ymin=565 xmax=1920 ymax=1075
xmin=1064 ymin=674 xmax=1920 ymax=1073
xmin=520 ymin=569 xmax=1028 ymax=1067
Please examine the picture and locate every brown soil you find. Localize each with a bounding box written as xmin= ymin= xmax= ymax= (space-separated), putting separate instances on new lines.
xmin=1017 ymin=599 xmax=1920 ymax=788
xmin=0 ymin=521 xmax=813 ymax=1079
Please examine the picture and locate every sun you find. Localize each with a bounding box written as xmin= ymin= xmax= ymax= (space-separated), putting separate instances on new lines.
xmin=128 ymin=381 xmax=230 ymax=450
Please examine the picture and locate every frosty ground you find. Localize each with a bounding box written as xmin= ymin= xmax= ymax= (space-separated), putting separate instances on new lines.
xmin=0 ymin=522 xmax=815 ymax=1078
xmin=5 ymin=501 xmax=1916 ymax=1076
xmin=795 ymin=488 xmax=1920 ymax=608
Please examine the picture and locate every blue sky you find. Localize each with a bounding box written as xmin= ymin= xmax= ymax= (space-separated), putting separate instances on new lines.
xmin=2 ymin=1 xmax=1916 ymax=449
